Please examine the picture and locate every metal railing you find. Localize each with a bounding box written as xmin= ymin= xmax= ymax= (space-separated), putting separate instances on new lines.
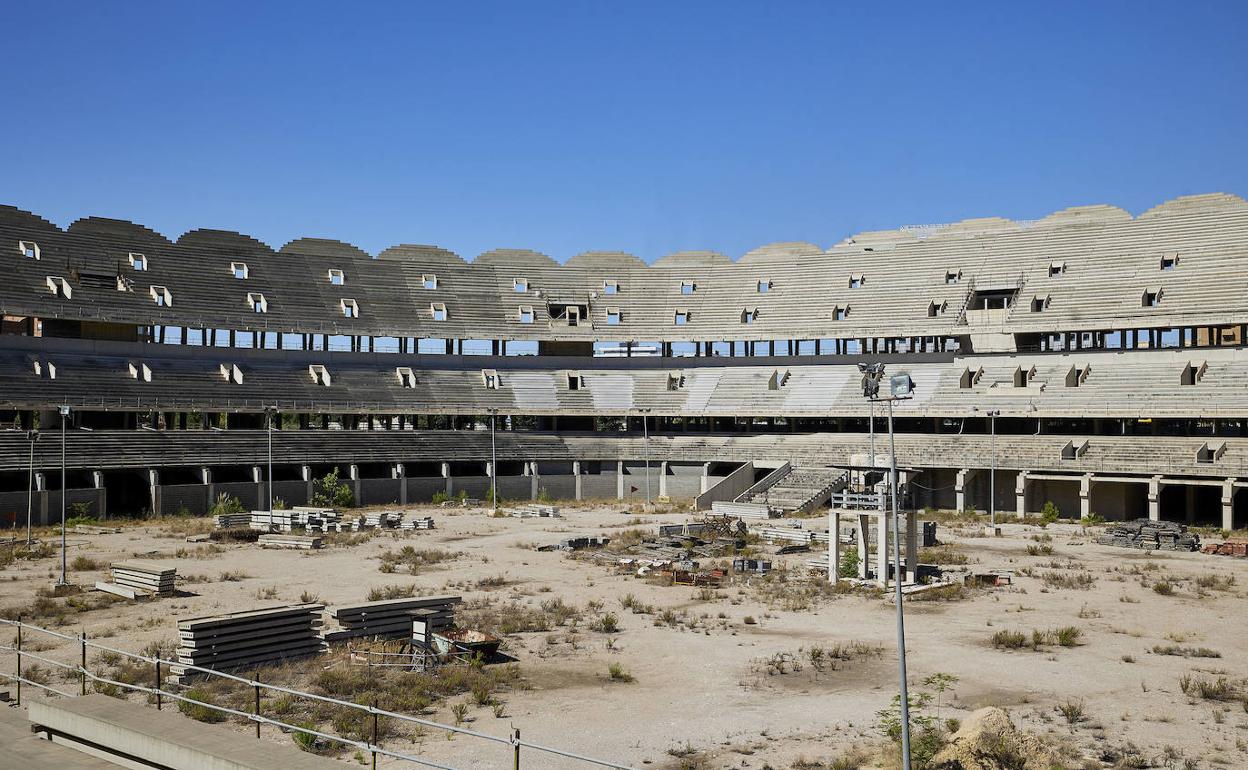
xmin=0 ymin=618 xmax=639 ymax=770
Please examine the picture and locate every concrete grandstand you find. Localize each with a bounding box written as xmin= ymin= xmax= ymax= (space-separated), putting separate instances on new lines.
xmin=2 ymin=192 xmax=1247 ymax=528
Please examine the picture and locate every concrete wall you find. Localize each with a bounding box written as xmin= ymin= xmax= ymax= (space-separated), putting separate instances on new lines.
xmin=358 ymin=478 xmax=401 ymax=506
xmin=405 ymin=477 xmax=447 ymax=502
xmin=580 ymin=469 xmax=619 ymax=500
xmin=160 ymin=484 xmax=210 ymax=516
xmin=1029 ymin=479 xmax=1081 ymax=519
xmin=537 ymin=474 xmax=576 ymax=500
xmin=214 ymin=482 xmax=260 ymax=511
xmin=0 ymin=489 xmax=102 ymax=526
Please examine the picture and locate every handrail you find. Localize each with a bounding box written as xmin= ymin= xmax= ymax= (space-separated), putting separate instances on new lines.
xmin=0 ymin=618 xmax=640 ymax=770
xmin=733 ymin=461 xmax=791 ymax=502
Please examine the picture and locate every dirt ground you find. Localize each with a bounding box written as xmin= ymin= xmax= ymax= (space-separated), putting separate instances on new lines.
xmin=2 ymin=504 xmax=1246 ymax=770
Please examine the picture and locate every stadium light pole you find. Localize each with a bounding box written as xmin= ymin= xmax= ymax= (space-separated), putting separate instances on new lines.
xmin=988 ymin=410 xmax=999 ymax=529
xmin=57 ymin=405 xmax=70 ymax=586
xmin=858 ymin=364 xmax=913 ymax=770
xmin=26 ymin=429 xmax=39 ymax=546
xmin=266 ymin=406 xmax=276 ymax=529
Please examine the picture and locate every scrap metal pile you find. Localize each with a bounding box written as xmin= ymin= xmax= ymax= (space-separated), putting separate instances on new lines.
xmin=1096 ymin=519 xmax=1201 ymax=551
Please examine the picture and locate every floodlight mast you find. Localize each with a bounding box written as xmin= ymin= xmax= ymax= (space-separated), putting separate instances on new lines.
xmin=861 ymin=364 xmax=914 ymax=770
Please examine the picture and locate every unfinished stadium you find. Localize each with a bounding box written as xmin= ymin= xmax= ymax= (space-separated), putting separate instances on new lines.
xmin=3 ymin=192 xmax=1248 ymax=528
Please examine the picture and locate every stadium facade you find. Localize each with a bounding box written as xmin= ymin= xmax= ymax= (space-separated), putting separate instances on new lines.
xmin=1 ymin=193 xmax=1247 ymax=529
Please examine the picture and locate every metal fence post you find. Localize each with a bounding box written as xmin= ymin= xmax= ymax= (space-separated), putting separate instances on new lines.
xmin=253 ymin=677 xmax=261 ymax=739
xmin=155 ymin=658 xmax=162 ymax=710
xmin=15 ymin=617 xmax=21 ymax=706
xmin=371 ymin=700 xmax=379 ymax=770
xmin=80 ymin=631 xmax=87 ymax=695
xmin=513 ymin=727 xmax=520 ymax=770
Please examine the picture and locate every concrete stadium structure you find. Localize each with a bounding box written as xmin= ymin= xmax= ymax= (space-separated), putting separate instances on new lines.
xmin=2 ymin=193 xmax=1247 ymax=528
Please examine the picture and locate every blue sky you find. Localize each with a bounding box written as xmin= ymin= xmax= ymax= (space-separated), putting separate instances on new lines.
xmin=2 ymin=2 xmax=1245 ymax=261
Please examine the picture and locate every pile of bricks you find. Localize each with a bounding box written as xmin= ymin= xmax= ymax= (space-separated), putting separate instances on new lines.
xmin=1201 ymin=541 xmax=1248 ymax=557
xmin=1096 ymin=519 xmax=1200 ymax=551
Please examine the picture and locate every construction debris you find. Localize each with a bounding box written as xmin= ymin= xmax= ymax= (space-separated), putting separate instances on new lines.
xmin=257 ymin=533 xmax=323 ymax=550
xmin=71 ymin=525 xmax=121 ymax=535
xmin=324 ymin=595 xmax=462 ymax=642
xmin=1201 ymin=540 xmax=1248 ymax=557
xmin=1096 ymin=519 xmax=1201 ymax=551
xmin=710 ymin=500 xmax=779 ymax=519
xmin=105 ymin=560 xmax=176 ymax=598
xmin=507 ymin=504 xmax=561 ymax=518
xmin=176 ymin=604 xmax=325 ymax=675
xmin=732 ymin=558 xmax=772 ymax=574
xmin=538 ymin=536 xmax=610 ymax=552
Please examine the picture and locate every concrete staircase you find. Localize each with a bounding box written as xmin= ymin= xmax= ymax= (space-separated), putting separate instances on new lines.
xmin=738 ymin=465 xmax=849 ymax=514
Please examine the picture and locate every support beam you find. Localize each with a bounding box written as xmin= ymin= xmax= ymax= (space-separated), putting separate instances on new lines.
xmin=876 ymin=511 xmax=888 ymax=587
xmin=955 ymin=468 xmax=972 ymax=512
xmin=1148 ymin=475 xmax=1162 ymax=521
xmin=1223 ymin=478 xmax=1236 ymax=532
xmin=856 ymin=513 xmax=869 ymax=580
xmin=1015 ymin=471 xmax=1030 ymax=517
xmin=573 ymin=461 xmax=583 ymax=501
xmin=441 ymin=462 xmax=452 ymax=497
xmin=1079 ymin=473 xmax=1094 ymax=520
xmin=828 ymin=509 xmax=841 ymax=583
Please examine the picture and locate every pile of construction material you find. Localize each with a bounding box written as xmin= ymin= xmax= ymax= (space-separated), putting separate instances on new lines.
xmin=257 ymin=533 xmax=323 ymax=550
xmin=95 ymin=560 xmax=177 ymax=600
xmin=1201 ymin=540 xmax=1248 ymax=557
xmin=507 ymin=504 xmax=560 ymax=518
xmin=176 ymin=604 xmax=325 ymax=675
xmin=213 ymin=512 xmax=251 ymax=528
xmin=1095 ymin=519 xmax=1200 ymax=551
xmin=711 ymin=500 xmax=779 ymax=519
xmin=399 ymin=516 xmax=435 ymax=530
xmin=248 ymin=510 xmax=296 ymax=531
xmin=323 ymin=595 xmax=461 ymax=642
xmin=732 ymin=558 xmax=772 ymax=574
xmin=362 ymin=511 xmax=404 ymax=528
xmin=538 ymin=536 xmax=610 ymax=552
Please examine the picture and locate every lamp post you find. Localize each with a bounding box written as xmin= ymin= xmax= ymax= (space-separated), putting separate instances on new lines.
xmin=57 ymin=406 xmax=70 ymax=586
xmin=639 ymin=409 xmax=652 ymax=509
xmin=26 ymin=429 xmax=39 ymax=546
xmin=858 ymin=364 xmax=914 ymax=770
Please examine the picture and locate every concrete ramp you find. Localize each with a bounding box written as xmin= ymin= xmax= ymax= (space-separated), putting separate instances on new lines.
xmin=27 ymin=694 xmax=344 ymax=770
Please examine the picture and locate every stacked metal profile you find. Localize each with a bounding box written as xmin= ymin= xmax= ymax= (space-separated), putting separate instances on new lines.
xmin=399 ymin=516 xmax=435 ymax=530
xmin=213 ymin=513 xmax=252 ymax=528
xmin=176 ymin=604 xmax=325 ymax=674
xmin=362 ymin=511 xmax=403 ymax=528
xmin=323 ymin=595 xmax=461 ymax=642
xmin=1096 ymin=519 xmax=1200 ymax=551
xmin=507 ymin=504 xmax=560 ymax=518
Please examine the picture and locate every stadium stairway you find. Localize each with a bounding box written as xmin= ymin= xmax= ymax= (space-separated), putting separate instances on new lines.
xmin=738 ymin=465 xmax=848 ymax=514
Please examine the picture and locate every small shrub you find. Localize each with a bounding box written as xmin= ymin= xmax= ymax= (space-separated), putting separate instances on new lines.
xmin=178 ymin=686 xmax=227 ymax=723
xmin=1152 ymin=580 xmax=1175 ymax=596
xmin=1056 ymin=698 xmax=1087 ymax=724
xmin=992 ymin=630 xmax=1027 ymax=649
xmin=607 ymin=663 xmax=634 ymax=683
xmin=590 ymin=612 xmax=620 ymax=633
xmin=743 ymin=615 xmax=757 ymax=625
xmin=366 ymin=584 xmax=417 ymax=601
xmin=1053 ymin=626 xmax=1083 ymax=647
xmin=208 ymin=493 xmax=245 ymax=516
xmin=70 ymin=555 xmax=103 ymax=571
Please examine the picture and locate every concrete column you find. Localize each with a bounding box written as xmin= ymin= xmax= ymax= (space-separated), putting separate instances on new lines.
xmin=1184 ymin=485 xmax=1197 ymax=524
xmin=617 ymin=460 xmax=625 ymax=500
xmin=573 ymin=461 xmax=583 ymax=501
xmin=441 ymin=462 xmax=452 ymax=497
xmin=905 ymin=509 xmax=918 ymax=584
xmin=699 ymin=463 xmax=712 ymax=494
xmin=659 ymin=461 xmax=669 ymax=498
xmin=251 ymin=465 xmax=265 ymax=512
xmin=1148 ymin=476 xmax=1162 ymax=521
xmin=829 ymin=510 xmax=841 ymax=583
xmin=955 ymin=468 xmax=970 ymax=512
xmin=1079 ymin=474 xmax=1094 ymax=519
xmin=301 ymin=465 xmax=312 ymax=504
xmin=393 ymin=464 xmax=406 ymax=506
xmin=148 ymin=469 xmax=161 ymax=517
xmin=1222 ymin=478 xmax=1235 ymax=531
xmin=1015 ymin=471 xmax=1030 ymax=517
xmin=529 ymin=462 xmax=539 ymax=501
xmin=856 ymin=513 xmax=869 ymax=580
xmin=92 ymin=471 xmax=107 ymax=519
xmin=349 ymin=464 xmax=361 ymax=507
xmin=876 ymin=512 xmax=888 ymax=587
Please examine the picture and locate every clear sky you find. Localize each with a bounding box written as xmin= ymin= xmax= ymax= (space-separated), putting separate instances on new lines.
xmin=2 ymin=2 xmax=1245 ymax=262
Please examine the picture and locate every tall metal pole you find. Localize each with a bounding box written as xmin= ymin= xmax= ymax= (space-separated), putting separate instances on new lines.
xmin=886 ymin=398 xmax=912 ymax=770
xmin=868 ymin=401 xmax=876 ymax=489
xmin=58 ymin=406 xmax=68 ymax=586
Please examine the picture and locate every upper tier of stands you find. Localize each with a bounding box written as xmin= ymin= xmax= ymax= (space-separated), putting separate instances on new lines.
xmin=3 ymin=193 xmax=1246 ymax=341
xmin=5 ymin=336 xmax=1246 ymax=419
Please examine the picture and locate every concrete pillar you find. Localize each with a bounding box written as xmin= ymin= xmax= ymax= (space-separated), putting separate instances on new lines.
xmin=393 ymin=464 xmax=406 ymax=506
xmin=905 ymin=509 xmax=918 ymax=584
xmin=955 ymin=468 xmax=970 ymax=512
xmin=617 ymin=460 xmax=625 ymax=500
xmin=301 ymin=465 xmax=312 ymax=504
xmin=1016 ymin=471 xmax=1030 ymax=517
xmin=1148 ymin=476 xmax=1162 ymax=521
xmin=1222 ymin=478 xmax=1235 ymax=531
xmin=148 ymin=469 xmax=161 ymax=517
xmin=1184 ymin=485 xmax=1197 ymax=524
xmin=92 ymin=471 xmax=107 ymax=519
xmin=856 ymin=513 xmax=869 ymax=580
xmin=829 ymin=510 xmax=841 ymax=583
xmin=573 ymin=461 xmax=583 ymax=501
xmin=876 ymin=512 xmax=888 ymax=587
xmin=659 ymin=461 xmax=669 ymax=498
xmin=1080 ymin=474 xmax=1093 ymax=519
xmin=699 ymin=463 xmax=712 ymax=494
xmin=529 ymin=462 xmax=539 ymax=501
xmin=251 ymin=465 xmax=265 ymax=512
xmin=349 ymin=464 xmax=361 ymax=507
xmin=441 ymin=462 xmax=452 ymax=497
